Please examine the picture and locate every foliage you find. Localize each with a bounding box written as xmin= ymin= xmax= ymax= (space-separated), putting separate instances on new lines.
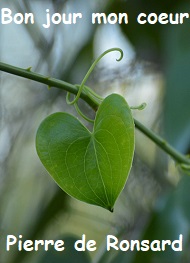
xmin=0 ymin=1 xmax=190 ymax=263
xmin=36 ymin=94 xmax=135 ymax=211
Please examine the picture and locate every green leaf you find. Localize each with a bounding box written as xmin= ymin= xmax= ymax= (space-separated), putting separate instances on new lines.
xmin=36 ymin=94 xmax=135 ymax=211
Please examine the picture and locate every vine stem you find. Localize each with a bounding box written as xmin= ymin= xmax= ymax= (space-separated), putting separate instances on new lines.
xmin=0 ymin=61 xmax=190 ymax=166
xmin=135 ymin=119 xmax=190 ymax=165
xmin=0 ymin=62 xmax=99 ymax=111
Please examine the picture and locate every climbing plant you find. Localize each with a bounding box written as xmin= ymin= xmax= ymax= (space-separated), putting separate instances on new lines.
xmin=0 ymin=48 xmax=190 ymax=212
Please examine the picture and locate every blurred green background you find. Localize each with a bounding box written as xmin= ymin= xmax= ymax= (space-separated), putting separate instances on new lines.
xmin=0 ymin=0 xmax=190 ymax=262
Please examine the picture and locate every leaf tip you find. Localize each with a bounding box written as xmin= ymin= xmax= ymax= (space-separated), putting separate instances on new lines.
xmin=109 ymin=207 xmax=114 ymax=213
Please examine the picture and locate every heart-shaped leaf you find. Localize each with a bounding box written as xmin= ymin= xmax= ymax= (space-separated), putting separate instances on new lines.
xmin=36 ymin=94 xmax=135 ymax=211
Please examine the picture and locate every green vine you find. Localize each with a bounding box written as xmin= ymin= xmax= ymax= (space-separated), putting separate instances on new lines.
xmin=0 ymin=50 xmax=190 ymax=171
xmin=66 ymin=48 xmax=122 ymax=105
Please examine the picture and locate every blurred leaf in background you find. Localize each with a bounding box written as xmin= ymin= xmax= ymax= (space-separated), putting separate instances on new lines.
xmin=38 ymin=235 xmax=91 ymax=263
